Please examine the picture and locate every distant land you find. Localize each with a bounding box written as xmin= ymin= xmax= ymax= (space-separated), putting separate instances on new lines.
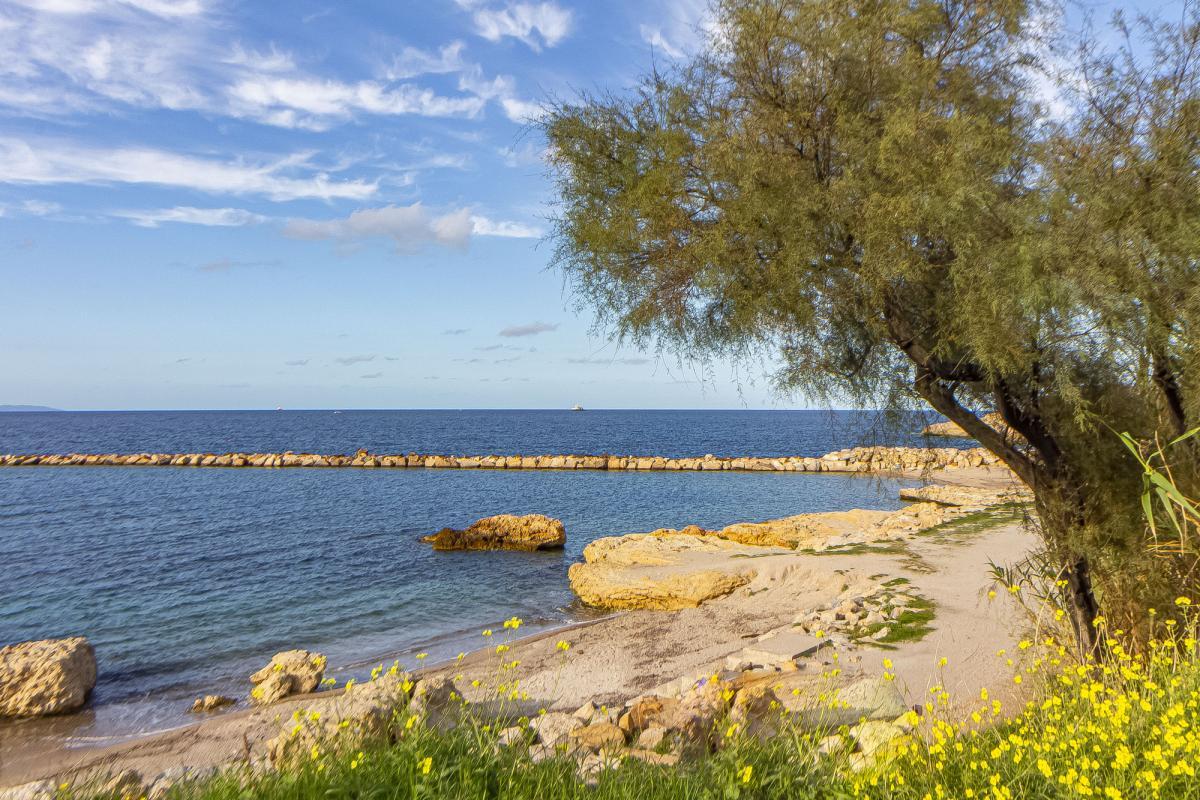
xmin=0 ymin=405 xmax=60 ymax=412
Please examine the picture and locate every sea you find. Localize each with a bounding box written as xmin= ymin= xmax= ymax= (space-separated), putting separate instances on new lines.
xmin=0 ymin=409 xmax=960 ymax=744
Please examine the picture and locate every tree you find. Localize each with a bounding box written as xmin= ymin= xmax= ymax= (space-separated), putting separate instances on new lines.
xmin=544 ymin=0 xmax=1200 ymax=652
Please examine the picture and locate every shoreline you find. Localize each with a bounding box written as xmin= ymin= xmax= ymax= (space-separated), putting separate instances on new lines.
xmin=0 ymin=464 xmax=1031 ymax=788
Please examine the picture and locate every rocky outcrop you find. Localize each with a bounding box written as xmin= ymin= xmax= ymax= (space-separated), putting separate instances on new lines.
xmin=898 ymin=484 xmax=1031 ymax=507
xmin=0 ymin=637 xmax=96 ymax=717
xmin=567 ymin=533 xmax=760 ymax=610
xmin=422 ymin=514 xmax=566 ymax=552
xmin=922 ymin=412 xmax=1009 ymax=438
xmin=0 ymin=446 xmax=1000 ymax=473
xmin=249 ymin=650 xmax=326 ymax=705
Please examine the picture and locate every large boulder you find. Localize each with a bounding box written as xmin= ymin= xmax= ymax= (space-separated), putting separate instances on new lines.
xmin=0 ymin=637 xmax=97 ymax=717
xmin=568 ymin=532 xmax=758 ymax=610
xmin=422 ymin=514 xmax=566 ymax=552
xmin=249 ymin=650 xmax=326 ymax=705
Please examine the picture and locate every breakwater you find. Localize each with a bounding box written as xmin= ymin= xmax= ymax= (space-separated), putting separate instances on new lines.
xmin=0 ymin=446 xmax=999 ymax=472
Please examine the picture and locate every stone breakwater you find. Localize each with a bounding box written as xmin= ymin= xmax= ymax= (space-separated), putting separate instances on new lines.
xmin=0 ymin=446 xmax=999 ymax=472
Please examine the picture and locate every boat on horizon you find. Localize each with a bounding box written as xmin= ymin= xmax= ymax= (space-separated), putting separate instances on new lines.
xmin=571 ymin=404 xmax=584 ymax=412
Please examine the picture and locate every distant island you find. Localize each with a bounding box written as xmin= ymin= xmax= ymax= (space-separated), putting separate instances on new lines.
xmin=0 ymin=405 xmax=59 ymax=412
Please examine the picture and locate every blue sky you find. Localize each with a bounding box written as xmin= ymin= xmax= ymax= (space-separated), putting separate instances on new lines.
xmin=0 ymin=0 xmax=787 ymax=410
xmin=0 ymin=0 xmax=1158 ymax=410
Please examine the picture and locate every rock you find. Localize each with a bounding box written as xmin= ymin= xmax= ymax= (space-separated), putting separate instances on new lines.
xmin=572 ymin=700 xmax=597 ymax=723
xmin=530 ymin=711 xmax=582 ymax=747
xmin=497 ymin=726 xmax=526 ymax=747
xmin=619 ymin=696 xmax=678 ymax=734
xmin=409 ymin=676 xmax=458 ymax=718
xmin=818 ymin=677 xmax=908 ymax=727
xmin=250 ymin=671 xmax=294 ymax=705
xmin=569 ymin=722 xmax=626 ymax=752
xmin=637 ymin=725 xmax=668 ymax=751
xmin=189 ymin=694 xmax=236 ymax=713
xmin=0 ymin=637 xmax=97 ymax=717
xmin=870 ymin=627 xmax=891 ymax=641
xmin=0 ymin=781 xmax=54 ymax=800
xmin=817 ymin=734 xmax=849 ymax=756
xmin=249 ymin=650 xmax=325 ymax=704
xmin=664 ymin=677 xmax=732 ymax=749
xmin=567 ymin=533 xmax=758 ymax=610
xmin=849 ymin=720 xmax=909 ymax=767
xmin=422 ymin=514 xmax=566 ymax=551
xmin=100 ymin=770 xmax=143 ymax=800
xmin=625 ymin=749 xmax=680 ymax=766
xmin=740 ymin=631 xmax=825 ymax=667
xmin=921 ymin=412 xmax=1010 ymax=439
xmin=267 ymin=671 xmax=415 ymax=766
xmin=898 ymin=484 xmax=1031 ymax=507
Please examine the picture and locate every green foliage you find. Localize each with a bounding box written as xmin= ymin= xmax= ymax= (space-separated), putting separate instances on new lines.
xmin=544 ymin=0 xmax=1200 ymax=634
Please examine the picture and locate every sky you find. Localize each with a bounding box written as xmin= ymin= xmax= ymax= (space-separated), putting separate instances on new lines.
xmin=0 ymin=0 xmax=1161 ymax=410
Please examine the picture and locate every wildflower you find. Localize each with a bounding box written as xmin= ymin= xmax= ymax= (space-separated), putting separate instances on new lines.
xmin=482 ymin=629 xmax=493 ymax=637
xmin=883 ymin=658 xmax=894 ymax=670
xmin=420 ymin=756 xmax=433 ymax=775
xmin=1176 ymin=596 xmax=1192 ymax=607
xmin=739 ymin=765 xmax=753 ymax=784
xmin=457 ymin=652 xmax=466 ymax=661
xmin=416 ymin=652 xmax=428 ymax=661
xmin=556 ymin=640 xmax=571 ymax=652
xmin=938 ymin=657 xmax=948 ymax=667
xmin=496 ymin=644 xmax=510 ymax=654
xmin=503 ymin=616 xmax=523 ymax=630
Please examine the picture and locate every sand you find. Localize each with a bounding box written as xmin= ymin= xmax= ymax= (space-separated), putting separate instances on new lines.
xmin=0 ymin=465 xmax=1038 ymax=788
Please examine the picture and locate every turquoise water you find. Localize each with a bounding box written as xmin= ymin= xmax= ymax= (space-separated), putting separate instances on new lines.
xmin=0 ymin=410 xmax=943 ymax=739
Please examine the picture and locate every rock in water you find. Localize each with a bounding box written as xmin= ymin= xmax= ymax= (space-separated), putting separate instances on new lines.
xmin=249 ymin=650 xmax=326 ymax=705
xmin=0 ymin=637 xmax=96 ymax=717
xmin=189 ymin=695 xmax=236 ymax=713
xmin=422 ymin=514 xmax=566 ymax=551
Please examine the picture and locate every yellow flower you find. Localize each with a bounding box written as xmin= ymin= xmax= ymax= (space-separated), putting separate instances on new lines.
xmin=416 ymin=652 xmax=427 ymax=660
xmin=456 ymin=652 xmax=466 ymax=661
xmin=556 ymin=640 xmax=571 ymax=652
xmin=738 ymin=765 xmax=753 ymax=784
xmin=883 ymin=658 xmax=894 ymax=670
xmin=420 ymin=756 xmax=433 ymax=775
xmin=938 ymin=657 xmax=948 ymax=667
xmin=503 ymin=616 xmax=523 ymax=630
xmin=1176 ymin=597 xmax=1192 ymax=607
xmin=482 ymin=629 xmax=493 ymax=637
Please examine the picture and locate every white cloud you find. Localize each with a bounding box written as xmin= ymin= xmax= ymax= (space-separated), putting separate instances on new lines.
xmin=284 ymin=204 xmax=474 ymax=251
xmin=499 ymin=321 xmax=558 ymax=337
xmin=113 ymin=206 xmax=267 ymax=227
xmin=7 ymin=0 xmax=206 ymax=17
xmin=639 ymin=24 xmax=685 ymax=59
xmin=457 ymin=1 xmax=572 ymax=51
xmin=21 ymin=200 xmax=62 ymax=216
xmin=227 ymin=76 xmax=487 ymax=130
xmin=0 ymin=138 xmax=377 ymax=201
xmin=387 ymin=41 xmax=467 ymax=80
xmin=471 ymin=215 xmax=541 ymax=238
xmin=223 ymin=43 xmax=295 ymax=73
xmin=458 ymin=69 xmax=540 ymax=123
xmin=284 ymin=204 xmax=541 ymax=251
xmin=639 ymin=0 xmax=716 ymax=59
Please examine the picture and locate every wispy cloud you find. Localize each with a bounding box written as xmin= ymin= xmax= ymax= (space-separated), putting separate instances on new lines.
xmin=198 ymin=257 xmax=280 ymax=272
xmin=568 ymin=357 xmax=651 ymax=366
xmin=20 ymin=200 xmax=62 ymax=216
xmin=456 ymin=1 xmax=572 ymax=51
xmin=387 ymin=41 xmax=468 ymax=80
xmin=285 ymin=204 xmax=473 ymax=251
xmin=0 ymin=138 xmax=376 ymax=201
xmin=285 ymin=204 xmax=540 ymax=251
xmin=499 ymin=321 xmax=558 ymax=337
xmin=471 ymin=215 xmax=541 ymax=238
xmin=334 ymin=355 xmax=376 ymax=366
xmin=115 ymin=206 xmax=266 ymax=227
xmin=443 ymin=328 xmax=470 ymax=335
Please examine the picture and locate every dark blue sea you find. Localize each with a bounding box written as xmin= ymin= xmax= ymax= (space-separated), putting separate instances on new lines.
xmin=0 ymin=410 xmax=956 ymax=741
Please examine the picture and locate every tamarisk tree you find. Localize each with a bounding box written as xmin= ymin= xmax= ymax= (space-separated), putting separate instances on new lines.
xmin=544 ymin=0 xmax=1200 ymax=651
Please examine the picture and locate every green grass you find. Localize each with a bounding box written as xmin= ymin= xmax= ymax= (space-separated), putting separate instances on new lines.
xmin=857 ymin=595 xmax=937 ymax=649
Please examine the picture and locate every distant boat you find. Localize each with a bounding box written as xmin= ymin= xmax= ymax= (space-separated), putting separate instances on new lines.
xmin=275 ymin=407 xmax=284 ymax=411
xmin=571 ymin=404 xmax=584 ymax=412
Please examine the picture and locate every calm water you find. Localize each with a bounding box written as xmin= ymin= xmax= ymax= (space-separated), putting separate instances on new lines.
xmin=0 ymin=410 xmax=951 ymax=741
